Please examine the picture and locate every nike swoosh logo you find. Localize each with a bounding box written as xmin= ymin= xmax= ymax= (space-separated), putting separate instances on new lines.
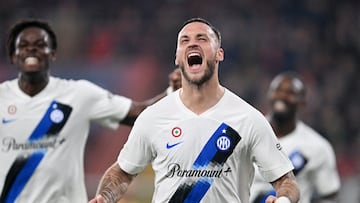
xmin=2 ymin=118 xmax=16 ymax=124
xmin=166 ymin=141 xmax=183 ymax=149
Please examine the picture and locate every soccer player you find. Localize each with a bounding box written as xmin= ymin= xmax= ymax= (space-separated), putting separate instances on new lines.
xmin=0 ymin=19 xmax=181 ymax=203
xmin=250 ymin=72 xmax=341 ymax=203
xmin=89 ymin=18 xmax=300 ymax=203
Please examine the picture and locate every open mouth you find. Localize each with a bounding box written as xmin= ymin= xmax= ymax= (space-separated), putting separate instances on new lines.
xmin=273 ymin=100 xmax=287 ymax=112
xmin=25 ymin=57 xmax=39 ymax=66
xmin=187 ymin=53 xmax=202 ymax=66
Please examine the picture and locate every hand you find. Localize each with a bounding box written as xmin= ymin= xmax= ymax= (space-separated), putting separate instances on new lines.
xmin=265 ymin=195 xmax=277 ymax=203
xmin=168 ymin=68 xmax=181 ymax=91
xmin=88 ymin=194 xmax=107 ymax=203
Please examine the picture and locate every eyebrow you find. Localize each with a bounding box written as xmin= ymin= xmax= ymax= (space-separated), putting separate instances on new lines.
xmin=17 ymin=37 xmax=47 ymax=45
xmin=179 ymin=33 xmax=209 ymax=40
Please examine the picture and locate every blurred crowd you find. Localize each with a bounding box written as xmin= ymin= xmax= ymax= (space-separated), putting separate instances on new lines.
xmin=0 ymin=0 xmax=359 ymax=202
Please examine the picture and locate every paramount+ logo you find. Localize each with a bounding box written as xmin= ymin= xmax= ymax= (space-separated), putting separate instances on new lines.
xmin=1 ymin=137 xmax=65 ymax=152
xmin=165 ymin=163 xmax=232 ymax=178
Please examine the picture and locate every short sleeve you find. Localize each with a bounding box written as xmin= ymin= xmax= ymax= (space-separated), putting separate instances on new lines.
xmin=117 ymin=113 xmax=153 ymax=174
xmin=250 ymin=115 xmax=294 ymax=182
xmin=77 ymin=80 xmax=132 ymax=129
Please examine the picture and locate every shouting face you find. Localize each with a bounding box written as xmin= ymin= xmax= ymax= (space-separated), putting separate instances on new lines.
xmin=175 ymin=21 xmax=223 ymax=87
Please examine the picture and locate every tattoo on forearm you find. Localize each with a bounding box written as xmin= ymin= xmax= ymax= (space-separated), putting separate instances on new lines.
xmin=97 ymin=165 xmax=132 ymax=203
xmin=273 ymin=172 xmax=300 ymax=203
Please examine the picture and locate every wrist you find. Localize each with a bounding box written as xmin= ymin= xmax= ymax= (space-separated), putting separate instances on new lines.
xmin=275 ymin=196 xmax=291 ymax=203
xmin=100 ymin=189 xmax=116 ymax=203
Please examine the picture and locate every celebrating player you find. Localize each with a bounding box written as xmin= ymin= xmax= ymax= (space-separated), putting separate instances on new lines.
xmin=89 ymin=18 xmax=300 ymax=203
xmin=250 ymin=72 xmax=340 ymax=203
xmin=0 ymin=19 xmax=181 ymax=203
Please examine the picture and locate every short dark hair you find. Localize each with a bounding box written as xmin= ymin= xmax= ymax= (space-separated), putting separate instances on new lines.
xmin=274 ymin=71 xmax=306 ymax=99
xmin=6 ymin=19 xmax=57 ymax=59
xmin=180 ymin=17 xmax=222 ymax=45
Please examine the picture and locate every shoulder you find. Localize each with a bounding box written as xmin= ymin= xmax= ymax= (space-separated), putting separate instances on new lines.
xmin=52 ymin=77 xmax=109 ymax=93
xmin=222 ymin=89 xmax=274 ymax=143
xmin=51 ymin=77 xmax=96 ymax=87
xmin=298 ymin=121 xmax=333 ymax=146
xmin=141 ymin=92 xmax=174 ymax=115
xmin=0 ymin=79 xmax=15 ymax=89
xmin=49 ymin=77 xmax=118 ymax=104
xmin=224 ymin=89 xmax=268 ymax=123
xmin=296 ymin=121 xmax=336 ymax=156
xmin=135 ymin=91 xmax=178 ymax=125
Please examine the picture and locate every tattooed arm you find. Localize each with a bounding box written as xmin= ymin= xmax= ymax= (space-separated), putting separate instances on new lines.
xmin=266 ymin=171 xmax=300 ymax=203
xmin=88 ymin=163 xmax=136 ymax=203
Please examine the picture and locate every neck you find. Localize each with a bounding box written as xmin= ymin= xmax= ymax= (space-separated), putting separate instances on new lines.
xmin=269 ymin=116 xmax=297 ymax=138
xmin=180 ymin=79 xmax=224 ymax=115
xmin=18 ymin=72 xmax=49 ymax=97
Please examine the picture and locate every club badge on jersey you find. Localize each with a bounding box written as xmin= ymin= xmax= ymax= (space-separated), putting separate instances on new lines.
xmin=0 ymin=101 xmax=73 ymax=203
xmin=168 ymin=123 xmax=241 ymax=203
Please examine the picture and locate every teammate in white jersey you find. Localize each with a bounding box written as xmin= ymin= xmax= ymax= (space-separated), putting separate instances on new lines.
xmin=250 ymin=72 xmax=341 ymax=203
xmin=0 ymin=19 xmax=181 ymax=203
xmin=89 ymin=18 xmax=300 ymax=203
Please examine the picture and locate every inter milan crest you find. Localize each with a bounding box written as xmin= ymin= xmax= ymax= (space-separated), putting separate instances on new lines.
xmin=168 ymin=123 xmax=241 ymax=203
xmin=216 ymin=136 xmax=231 ymax=151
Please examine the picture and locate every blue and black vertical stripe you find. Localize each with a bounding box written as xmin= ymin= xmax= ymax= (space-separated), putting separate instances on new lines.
xmin=0 ymin=101 xmax=72 ymax=203
xmin=169 ymin=123 xmax=241 ymax=203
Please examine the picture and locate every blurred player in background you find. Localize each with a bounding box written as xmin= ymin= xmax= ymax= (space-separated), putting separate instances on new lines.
xmin=250 ymin=72 xmax=341 ymax=203
xmin=0 ymin=19 xmax=181 ymax=203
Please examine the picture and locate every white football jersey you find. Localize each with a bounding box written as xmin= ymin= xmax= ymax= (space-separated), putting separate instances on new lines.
xmin=0 ymin=77 xmax=131 ymax=203
xmin=118 ymin=88 xmax=293 ymax=203
xmin=250 ymin=121 xmax=341 ymax=203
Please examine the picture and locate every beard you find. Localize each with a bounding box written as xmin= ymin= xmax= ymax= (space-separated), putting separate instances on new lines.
xmin=271 ymin=102 xmax=297 ymax=124
xmin=272 ymin=111 xmax=294 ymax=123
xmin=178 ymin=59 xmax=215 ymax=87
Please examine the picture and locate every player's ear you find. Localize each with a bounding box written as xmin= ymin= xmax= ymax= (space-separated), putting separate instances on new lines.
xmin=50 ymin=50 xmax=56 ymax=62
xmin=10 ymin=54 xmax=16 ymax=64
xmin=216 ymin=48 xmax=224 ymax=62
